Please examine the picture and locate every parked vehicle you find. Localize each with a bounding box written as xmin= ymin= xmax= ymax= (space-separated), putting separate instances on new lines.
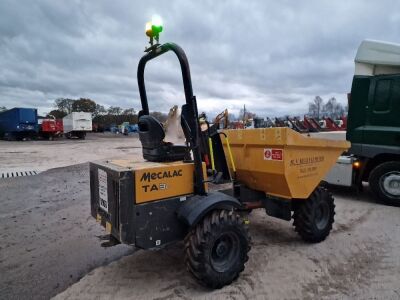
xmin=38 ymin=115 xmax=63 ymax=140
xmin=90 ymin=26 xmax=349 ymax=288
xmin=0 ymin=107 xmax=38 ymax=140
xmin=63 ymin=112 xmax=92 ymax=139
xmin=325 ymin=40 xmax=400 ymax=206
xmin=128 ymin=124 xmax=138 ymax=132
xmin=323 ymin=117 xmax=342 ymax=131
xmin=55 ymin=119 xmax=63 ymax=133
xmin=334 ymin=116 xmax=347 ymax=130
xmin=92 ymin=123 xmax=105 ymax=132
xmin=119 ymin=122 xmax=130 ymax=135
xmin=303 ymin=116 xmax=323 ymax=132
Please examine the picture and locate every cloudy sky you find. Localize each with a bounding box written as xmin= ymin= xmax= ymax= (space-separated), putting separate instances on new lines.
xmin=0 ymin=0 xmax=399 ymax=117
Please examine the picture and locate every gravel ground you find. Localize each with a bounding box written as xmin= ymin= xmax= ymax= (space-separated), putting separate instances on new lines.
xmin=0 ymin=133 xmax=142 ymax=174
xmin=1 ymin=135 xmax=399 ymax=299
xmin=0 ymin=164 xmax=134 ymax=300
xmin=54 ymin=185 xmax=400 ymax=300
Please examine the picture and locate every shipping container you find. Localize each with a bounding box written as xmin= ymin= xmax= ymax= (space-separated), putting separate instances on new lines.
xmin=63 ymin=112 xmax=92 ymax=139
xmin=0 ymin=108 xmax=38 ymax=140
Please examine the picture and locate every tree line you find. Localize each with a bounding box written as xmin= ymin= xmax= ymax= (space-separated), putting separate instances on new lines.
xmin=48 ymin=98 xmax=168 ymax=128
xmin=0 ymin=95 xmax=348 ymax=123
xmin=308 ymin=96 xmax=347 ymax=120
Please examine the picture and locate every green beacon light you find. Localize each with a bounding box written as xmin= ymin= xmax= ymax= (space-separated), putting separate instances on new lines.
xmin=145 ymin=15 xmax=163 ymax=48
xmin=151 ymin=15 xmax=163 ymax=35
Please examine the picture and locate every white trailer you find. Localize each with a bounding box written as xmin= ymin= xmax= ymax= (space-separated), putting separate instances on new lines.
xmin=63 ymin=112 xmax=92 ymax=139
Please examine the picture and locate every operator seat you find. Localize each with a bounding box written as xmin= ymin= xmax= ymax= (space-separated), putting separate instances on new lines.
xmin=138 ymin=115 xmax=187 ymax=162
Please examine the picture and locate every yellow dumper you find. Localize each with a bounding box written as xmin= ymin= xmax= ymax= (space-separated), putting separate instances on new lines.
xmin=90 ymin=22 xmax=350 ymax=289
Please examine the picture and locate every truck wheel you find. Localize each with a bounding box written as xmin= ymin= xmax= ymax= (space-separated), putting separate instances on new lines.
xmin=293 ymin=187 xmax=335 ymax=243
xmin=369 ymin=161 xmax=400 ymax=207
xmin=184 ymin=210 xmax=251 ymax=289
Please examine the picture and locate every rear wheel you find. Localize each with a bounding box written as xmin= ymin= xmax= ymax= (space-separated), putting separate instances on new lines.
xmin=293 ymin=187 xmax=335 ymax=243
xmin=184 ymin=210 xmax=251 ymax=289
xmin=369 ymin=161 xmax=400 ymax=207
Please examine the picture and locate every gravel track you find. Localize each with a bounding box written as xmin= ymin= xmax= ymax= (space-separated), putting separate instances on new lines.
xmin=1 ymin=135 xmax=399 ymax=299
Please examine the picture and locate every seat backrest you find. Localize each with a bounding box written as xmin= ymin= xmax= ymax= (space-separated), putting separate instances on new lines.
xmin=138 ymin=115 xmax=165 ymax=149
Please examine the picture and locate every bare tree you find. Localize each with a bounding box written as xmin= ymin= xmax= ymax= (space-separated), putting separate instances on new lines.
xmin=123 ymin=108 xmax=136 ymax=115
xmin=238 ymin=105 xmax=256 ymax=122
xmin=107 ymin=106 xmax=123 ymax=115
xmin=323 ymin=97 xmax=346 ymax=119
xmin=308 ymin=96 xmax=324 ymax=119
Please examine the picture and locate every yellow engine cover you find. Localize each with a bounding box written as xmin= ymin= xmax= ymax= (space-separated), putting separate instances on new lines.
xmin=110 ymin=160 xmax=206 ymax=204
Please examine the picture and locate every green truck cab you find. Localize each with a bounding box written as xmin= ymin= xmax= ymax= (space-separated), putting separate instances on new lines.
xmin=347 ymin=40 xmax=400 ymax=205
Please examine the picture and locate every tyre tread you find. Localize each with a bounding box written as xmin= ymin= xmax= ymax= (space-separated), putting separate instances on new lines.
xmin=293 ymin=186 xmax=335 ymax=243
xmin=184 ymin=209 xmax=251 ymax=289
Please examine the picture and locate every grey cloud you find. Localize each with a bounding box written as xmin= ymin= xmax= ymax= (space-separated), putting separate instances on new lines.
xmin=0 ymin=0 xmax=399 ymax=117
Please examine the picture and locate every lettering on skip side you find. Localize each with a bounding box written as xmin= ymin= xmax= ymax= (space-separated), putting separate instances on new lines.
xmin=290 ymin=156 xmax=325 ymax=179
xmin=290 ymin=156 xmax=324 ymax=166
xmin=140 ymin=169 xmax=183 ymax=192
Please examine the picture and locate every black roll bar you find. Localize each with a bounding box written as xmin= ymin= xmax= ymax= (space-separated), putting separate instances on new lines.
xmin=137 ymin=43 xmax=206 ymax=195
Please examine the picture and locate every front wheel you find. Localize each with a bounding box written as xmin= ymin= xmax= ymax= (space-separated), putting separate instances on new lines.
xmin=369 ymin=161 xmax=400 ymax=207
xmin=184 ymin=210 xmax=251 ymax=289
xmin=293 ymin=187 xmax=335 ymax=243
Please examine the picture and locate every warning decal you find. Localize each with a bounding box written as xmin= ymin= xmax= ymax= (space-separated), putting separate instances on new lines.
xmin=264 ymin=148 xmax=283 ymax=161
xmin=98 ymin=169 xmax=108 ymax=212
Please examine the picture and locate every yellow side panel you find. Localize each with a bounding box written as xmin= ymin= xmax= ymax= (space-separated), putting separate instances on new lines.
xmin=135 ymin=162 xmax=196 ymax=204
xmin=222 ymin=128 xmax=350 ymax=199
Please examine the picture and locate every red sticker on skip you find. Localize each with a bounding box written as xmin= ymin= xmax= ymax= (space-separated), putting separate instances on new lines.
xmin=264 ymin=148 xmax=283 ymax=161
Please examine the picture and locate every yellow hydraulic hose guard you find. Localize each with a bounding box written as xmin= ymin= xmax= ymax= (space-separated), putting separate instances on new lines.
xmin=208 ymin=137 xmax=216 ymax=172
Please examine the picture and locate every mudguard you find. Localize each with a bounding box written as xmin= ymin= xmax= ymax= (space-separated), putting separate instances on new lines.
xmin=177 ymin=191 xmax=242 ymax=227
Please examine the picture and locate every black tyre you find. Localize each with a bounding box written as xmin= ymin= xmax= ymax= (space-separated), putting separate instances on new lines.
xmin=369 ymin=161 xmax=400 ymax=207
xmin=293 ymin=187 xmax=335 ymax=243
xmin=78 ymin=132 xmax=86 ymax=139
xmin=184 ymin=210 xmax=251 ymax=289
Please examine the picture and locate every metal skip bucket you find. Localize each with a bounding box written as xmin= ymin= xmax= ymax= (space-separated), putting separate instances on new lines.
xmin=222 ymin=127 xmax=350 ymax=199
